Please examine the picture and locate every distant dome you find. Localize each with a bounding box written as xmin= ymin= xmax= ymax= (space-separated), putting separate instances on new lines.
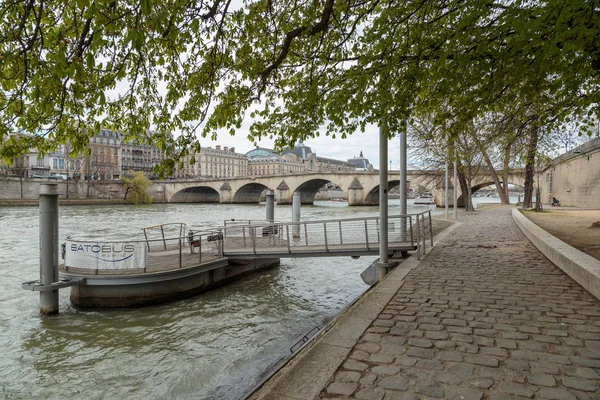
xmin=283 ymin=141 xmax=313 ymax=160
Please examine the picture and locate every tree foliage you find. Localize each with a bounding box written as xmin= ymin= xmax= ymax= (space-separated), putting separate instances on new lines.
xmin=122 ymin=170 xmax=152 ymax=204
xmin=1 ymin=0 xmax=599 ymax=172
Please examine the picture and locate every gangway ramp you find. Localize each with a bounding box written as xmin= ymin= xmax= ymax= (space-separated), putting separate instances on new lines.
xmin=220 ymin=211 xmax=433 ymax=259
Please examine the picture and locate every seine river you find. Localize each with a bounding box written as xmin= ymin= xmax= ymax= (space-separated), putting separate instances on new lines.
xmin=0 ymin=200 xmax=436 ymax=400
xmin=0 ymin=195 xmax=518 ymax=399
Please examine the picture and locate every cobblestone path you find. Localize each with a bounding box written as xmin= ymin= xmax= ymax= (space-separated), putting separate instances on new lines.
xmin=320 ymin=207 xmax=600 ymax=400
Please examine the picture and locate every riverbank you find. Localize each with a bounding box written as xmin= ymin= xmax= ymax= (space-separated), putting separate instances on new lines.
xmin=250 ymin=206 xmax=600 ymax=400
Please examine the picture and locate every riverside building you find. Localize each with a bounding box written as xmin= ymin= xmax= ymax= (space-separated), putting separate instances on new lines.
xmin=179 ymin=145 xmax=249 ymax=178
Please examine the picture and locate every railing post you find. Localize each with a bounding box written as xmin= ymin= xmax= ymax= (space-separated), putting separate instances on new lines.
xmin=199 ymin=236 xmax=202 ymax=264
xmin=304 ymin=223 xmax=308 ymax=246
xmin=339 ymin=221 xmax=343 ymax=245
xmin=179 ymin=237 xmax=182 ymax=268
xmin=243 ymin=227 xmax=246 ymax=247
xmin=421 ymin=214 xmax=427 ymax=254
xmin=415 ymin=215 xmax=421 ymax=260
xmin=286 ymin=225 xmax=291 ymax=254
xmin=143 ymin=229 xmax=150 ymax=251
xmin=160 ymin=225 xmax=167 ymax=250
xmin=221 ymin=230 xmax=224 ymax=256
xmin=252 ymin=227 xmax=257 ymax=255
xmin=429 ymin=210 xmax=434 ymax=246
xmin=323 ymin=222 xmax=329 ymax=253
xmin=409 ymin=216 xmax=414 ymax=245
xmin=364 ymin=220 xmax=369 ymax=250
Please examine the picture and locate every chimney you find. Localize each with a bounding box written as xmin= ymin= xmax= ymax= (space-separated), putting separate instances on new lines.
xmin=223 ymin=146 xmax=228 ymax=151
xmin=230 ymin=147 xmax=235 ymax=153
xmin=216 ymin=145 xmax=221 ymax=150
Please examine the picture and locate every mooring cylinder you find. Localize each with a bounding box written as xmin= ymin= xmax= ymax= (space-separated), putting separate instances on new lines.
xmin=39 ymin=184 xmax=60 ymax=315
xmin=292 ymin=192 xmax=301 ymax=238
xmin=266 ymin=190 xmax=275 ymax=222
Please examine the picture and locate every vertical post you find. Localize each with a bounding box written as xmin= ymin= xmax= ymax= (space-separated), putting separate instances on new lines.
xmin=160 ymin=225 xmax=166 ymax=250
xmin=179 ymin=237 xmax=182 ymax=268
xmin=444 ymin=161 xmax=449 ymax=219
xmin=39 ymin=184 xmax=59 ymax=315
xmin=292 ymin=191 xmax=301 ymax=238
xmin=378 ymin=124 xmax=389 ymax=280
xmin=453 ymin=149 xmax=458 ymax=221
xmin=399 ymin=128 xmax=407 ymax=241
xmin=266 ymin=189 xmax=275 ymax=222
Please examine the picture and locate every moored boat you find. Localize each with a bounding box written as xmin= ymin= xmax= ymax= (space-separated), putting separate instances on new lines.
xmin=414 ymin=193 xmax=435 ymax=205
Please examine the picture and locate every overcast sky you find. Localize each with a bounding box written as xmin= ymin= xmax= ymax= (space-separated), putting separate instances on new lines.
xmin=200 ymin=122 xmax=408 ymax=170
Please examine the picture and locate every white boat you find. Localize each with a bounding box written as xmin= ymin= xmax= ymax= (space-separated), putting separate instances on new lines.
xmin=414 ymin=193 xmax=435 ymax=205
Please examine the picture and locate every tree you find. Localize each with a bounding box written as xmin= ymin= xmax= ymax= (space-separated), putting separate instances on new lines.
xmin=122 ymin=171 xmax=152 ymax=204
xmin=0 ymin=0 xmax=598 ymax=169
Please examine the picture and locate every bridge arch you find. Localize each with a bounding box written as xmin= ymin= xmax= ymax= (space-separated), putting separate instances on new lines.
xmin=292 ymin=178 xmax=343 ymax=204
xmin=456 ymin=181 xmax=525 ymax=207
xmin=233 ymin=182 xmax=271 ymax=203
xmin=171 ymin=186 xmax=220 ymax=203
xmin=363 ymin=180 xmax=401 ymax=205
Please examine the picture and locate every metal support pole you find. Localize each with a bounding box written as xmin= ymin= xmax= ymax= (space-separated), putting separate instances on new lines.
xmin=39 ymin=184 xmax=59 ymax=315
xmin=444 ymin=162 xmax=449 ymax=220
xmin=266 ymin=190 xmax=275 ymax=222
xmin=378 ymin=125 xmax=389 ymax=281
xmin=453 ymin=149 xmax=458 ymax=221
xmin=399 ymin=128 xmax=407 ymax=241
xmin=292 ymin=191 xmax=301 ymax=238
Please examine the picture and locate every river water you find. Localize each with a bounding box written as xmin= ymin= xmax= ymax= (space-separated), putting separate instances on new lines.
xmin=0 ymin=196 xmax=517 ymax=400
xmin=0 ymin=200 xmax=427 ymax=400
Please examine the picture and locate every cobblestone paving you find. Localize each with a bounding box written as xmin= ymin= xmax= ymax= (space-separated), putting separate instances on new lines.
xmin=320 ymin=207 xmax=600 ymax=400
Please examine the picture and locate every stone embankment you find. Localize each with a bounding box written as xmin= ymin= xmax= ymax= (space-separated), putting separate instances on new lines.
xmin=252 ymin=206 xmax=600 ymax=400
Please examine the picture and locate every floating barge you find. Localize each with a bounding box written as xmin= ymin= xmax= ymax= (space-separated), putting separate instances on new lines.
xmin=26 ymin=208 xmax=433 ymax=309
xmin=60 ymin=222 xmax=280 ymax=308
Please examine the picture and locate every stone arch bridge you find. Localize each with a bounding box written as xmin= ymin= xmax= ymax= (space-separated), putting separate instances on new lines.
xmin=153 ymin=170 xmax=525 ymax=206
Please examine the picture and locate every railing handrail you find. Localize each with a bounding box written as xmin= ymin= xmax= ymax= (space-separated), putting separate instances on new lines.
xmin=219 ymin=213 xmax=425 ymax=231
xmin=65 ymin=228 xmax=224 ymax=244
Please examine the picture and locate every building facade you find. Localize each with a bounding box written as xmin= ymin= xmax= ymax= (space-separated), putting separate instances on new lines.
xmin=247 ymin=148 xmax=304 ymax=176
xmin=179 ymin=145 xmax=248 ymax=178
xmin=120 ymin=139 xmax=165 ymax=178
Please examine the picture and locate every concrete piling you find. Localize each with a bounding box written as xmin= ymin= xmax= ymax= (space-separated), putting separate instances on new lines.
xmin=266 ymin=190 xmax=275 ymax=222
xmin=39 ymin=184 xmax=59 ymax=315
xmin=292 ymin=192 xmax=301 ymax=238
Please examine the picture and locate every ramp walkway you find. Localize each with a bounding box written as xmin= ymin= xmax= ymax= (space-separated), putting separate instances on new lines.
xmin=221 ymin=211 xmax=433 ymax=259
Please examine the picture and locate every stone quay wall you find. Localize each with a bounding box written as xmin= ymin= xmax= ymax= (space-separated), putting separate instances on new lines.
xmin=540 ymin=137 xmax=600 ymax=208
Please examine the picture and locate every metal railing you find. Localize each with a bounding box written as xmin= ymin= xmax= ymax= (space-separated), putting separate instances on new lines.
xmin=63 ymin=229 xmax=224 ymax=275
xmin=218 ymin=211 xmax=433 ymax=258
xmin=61 ymin=211 xmax=435 ymax=275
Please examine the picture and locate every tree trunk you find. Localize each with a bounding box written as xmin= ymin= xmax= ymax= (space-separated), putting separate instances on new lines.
xmin=522 ymin=125 xmax=540 ymax=208
xmin=502 ymin=143 xmax=511 ymax=204
xmin=470 ymin=132 xmax=509 ymax=204
xmin=456 ymin=158 xmax=474 ymax=211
